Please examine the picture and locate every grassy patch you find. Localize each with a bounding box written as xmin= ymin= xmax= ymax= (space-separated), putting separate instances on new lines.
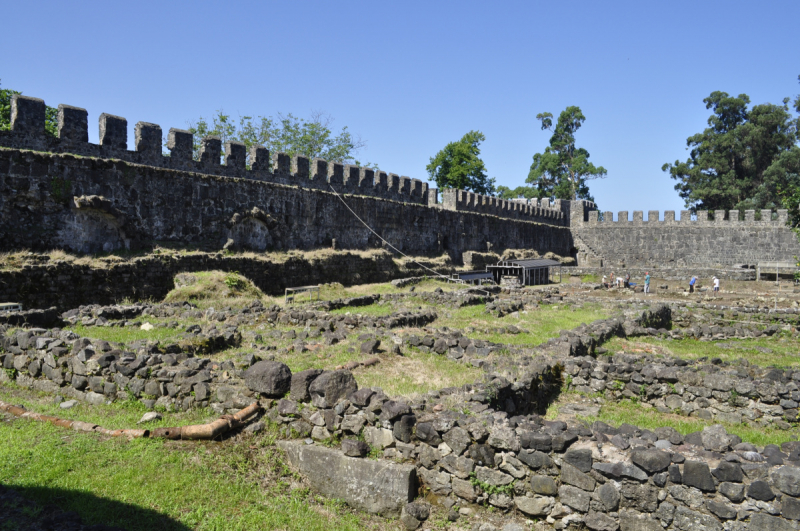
xmin=329 ymin=304 xmax=395 ymax=317
xmin=66 ymin=322 xmax=183 ymax=345
xmin=0 ymin=417 xmax=388 ymax=531
xmin=586 ymin=397 xmax=799 ymax=447
xmin=0 ymin=383 xmax=214 ymax=430
xmin=354 ymin=349 xmax=482 ymax=398
xmin=164 ymin=270 xmax=265 ymax=309
xmin=439 ymin=303 xmax=610 ymax=347
xmin=605 ymin=337 xmax=800 ymax=368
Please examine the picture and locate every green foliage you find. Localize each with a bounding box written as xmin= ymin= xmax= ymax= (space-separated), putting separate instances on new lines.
xmin=0 ymin=79 xmax=58 ymax=136
xmin=50 ymin=176 xmax=72 ymax=204
xmin=524 ymin=107 xmax=607 ymax=201
xmin=185 ymin=109 xmax=377 ymax=168
xmin=224 ymin=272 xmax=247 ymax=291
xmin=426 ymin=130 xmax=496 ymax=195
xmin=469 ymin=472 xmax=514 ymax=496
xmin=663 ymin=83 xmax=800 ymax=216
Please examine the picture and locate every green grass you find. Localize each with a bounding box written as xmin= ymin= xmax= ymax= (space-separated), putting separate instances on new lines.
xmin=355 ymin=348 xmax=482 ymax=398
xmin=0 ymin=418 xmax=387 ymax=531
xmin=0 ymin=383 xmax=215 ymax=430
xmin=585 ymin=397 xmax=799 ymax=447
xmin=605 ymin=336 xmax=800 ymax=368
xmin=66 ymin=322 xmax=183 ymax=345
xmin=439 ymin=303 xmax=610 ymax=347
xmin=329 ymin=304 xmax=395 ymax=317
xmin=269 ymin=337 xmax=480 ymax=399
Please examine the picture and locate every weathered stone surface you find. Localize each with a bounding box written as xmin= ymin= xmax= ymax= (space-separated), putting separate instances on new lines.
xmin=309 ymin=370 xmax=357 ymax=408
xmin=712 ymin=461 xmax=743 ymax=483
xmin=558 ymin=485 xmax=590 ymax=512
xmin=278 ymin=441 xmax=416 ymax=516
xmin=245 ymin=361 xmax=291 ymax=397
xmin=563 ymin=448 xmax=593 ymax=472
xmin=773 ymin=466 xmax=800 ymax=496
xmin=475 ymin=466 xmax=513 ymax=486
xmin=682 ymin=460 xmax=716 ymax=492
xmin=672 ymin=506 xmax=722 ymax=531
xmin=597 ymin=482 xmax=620 ymax=511
xmin=783 ymin=496 xmax=800 ymax=520
xmin=706 ymin=500 xmax=736 ymax=520
xmin=749 ymin=514 xmax=796 ymax=531
xmin=619 ymin=509 xmax=662 ymax=531
xmin=748 ymin=479 xmax=775 ymax=501
xmin=631 ymin=448 xmax=671 ymax=473
xmin=342 ymin=439 xmax=369 ymax=457
xmin=530 ymin=475 xmax=558 ymax=496
xmin=561 ymin=461 xmax=596 ymax=491
xmin=719 ymin=481 xmax=745 ymax=503
xmin=514 ymin=496 xmax=553 ymax=517
xmin=584 ymin=511 xmax=619 ymax=531
xmin=289 ymin=369 xmax=323 ymax=402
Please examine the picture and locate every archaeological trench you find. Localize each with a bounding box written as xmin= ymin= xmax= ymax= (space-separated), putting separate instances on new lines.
xmin=4 ymin=94 xmax=800 ymax=530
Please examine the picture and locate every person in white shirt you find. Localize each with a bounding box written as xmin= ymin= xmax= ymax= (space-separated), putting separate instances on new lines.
xmin=713 ymin=276 xmax=720 ymax=293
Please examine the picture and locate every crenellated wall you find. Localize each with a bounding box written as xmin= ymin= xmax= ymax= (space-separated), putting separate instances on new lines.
xmin=3 ymin=93 xmax=800 ymax=272
xmin=569 ymin=202 xmax=800 ymax=269
xmin=440 ymin=189 xmax=568 ymax=225
xmin=2 ymin=95 xmax=431 ymax=205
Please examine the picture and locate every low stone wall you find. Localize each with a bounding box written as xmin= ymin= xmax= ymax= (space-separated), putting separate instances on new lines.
xmin=0 ymin=250 xmax=434 ymax=311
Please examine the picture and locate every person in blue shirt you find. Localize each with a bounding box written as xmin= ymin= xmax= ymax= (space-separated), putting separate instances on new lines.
xmin=689 ymin=275 xmax=697 ymax=293
xmin=644 ymin=271 xmax=650 ymax=295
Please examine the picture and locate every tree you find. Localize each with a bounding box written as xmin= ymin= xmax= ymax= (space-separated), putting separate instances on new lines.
xmin=662 ymin=89 xmax=800 ymax=213
xmin=0 ymin=80 xmax=58 ymax=136
xmin=496 ymin=185 xmax=538 ymax=200
xmin=526 ymin=106 xmax=606 ymax=201
xmin=186 ymin=109 xmax=376 ymax=168
xmin=426 ymin=130 xmax=496 ymax=195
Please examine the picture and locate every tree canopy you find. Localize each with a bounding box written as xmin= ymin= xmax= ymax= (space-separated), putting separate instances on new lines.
xmin=662 ymin=86 xmax=800 ymax=216
xmin=426 ymin=130 xmax=496 ymax=195
xmin=186 ymin=109 xmax=376 ymax=168
xmin=524 ymin=106 xmax=606 ymax=201
xmin=0 ymin=80 xmax=58 ymax=136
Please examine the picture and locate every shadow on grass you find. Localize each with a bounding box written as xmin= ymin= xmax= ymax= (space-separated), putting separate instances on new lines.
xmin=0 ymin=484 xmax=191 ymax=531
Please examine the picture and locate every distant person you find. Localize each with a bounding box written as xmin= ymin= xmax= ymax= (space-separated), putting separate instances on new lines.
xmin=713 ymin=276 xmax=720 ymax=293
xmin=689 ymin=275 xmax=697 ymax=293
xmin=610 ymin=272 xmax=615 ymax=288
xmin=644 ymin=271 xmax=650 ymax=295
xmin=625 ymin=273 xmax=631 ymax=288
xmin=602 ymin=274 xmax=608 ymax=288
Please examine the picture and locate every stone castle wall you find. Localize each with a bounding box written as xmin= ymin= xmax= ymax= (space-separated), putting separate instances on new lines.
xmin=3 ymin=94 xmax=800 ymax=275
xmin=0 ymin=95 xmax=570 ymax=261
xmin=570 ymin=203 xmax=800 ymax=269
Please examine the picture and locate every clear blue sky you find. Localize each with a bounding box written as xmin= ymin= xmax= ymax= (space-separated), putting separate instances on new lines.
xmin=3 ymin=0 xmax=799 ymax=216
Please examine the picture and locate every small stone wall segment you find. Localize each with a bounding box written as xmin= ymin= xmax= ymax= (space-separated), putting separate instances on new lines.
xmin=0 ymin=149 xmax=570 ymax=260
xmin=561 ymin=266 xmax=757 ymax=281
xmin=278 ymin=441 xmax=417 ymax=516
xmin=440 ymin=189 xmax=568 ymax=226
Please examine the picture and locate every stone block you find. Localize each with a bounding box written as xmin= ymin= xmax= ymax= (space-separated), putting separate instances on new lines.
xmin=198 ymin=136 xmax=221 ymax=166
xmin=328 ymin=162 xmax=344 ymax=186
xmin=647 ymin=210 xmax=659 ymax=222
xmin=278 ymin=441 xmax=416 ymax=516
xmin=273 ymin=152 xmax=290 ymax=174
xmin=135 ymin=122 xmax=162 ymax=157
xmin=249 ymin=145 xmax=270 ymax=171
xmin=167 ymin=128 xmax=193 ymax=160
xmin=99 ymin=113 xmax=127 ymax=149
xmin=11 ymin=94 xmax=45 ymax=134
xmin=224 ymin=141 xmax=246 ymax=169
xmin=57 ymin=104 xmax=88 ymax=143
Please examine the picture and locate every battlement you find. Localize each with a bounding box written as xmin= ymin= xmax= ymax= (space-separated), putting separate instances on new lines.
xmin=439 ymin=189 xmax=567 ymax=225
xmin=581 ymin=208 xmax=788 ymax=226
xmin=0 ymin=95 xmax=431 ymax=205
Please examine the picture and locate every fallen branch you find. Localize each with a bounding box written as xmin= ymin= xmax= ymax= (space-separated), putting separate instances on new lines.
xmin=0 ymin=400 xmax=261 ymax=440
